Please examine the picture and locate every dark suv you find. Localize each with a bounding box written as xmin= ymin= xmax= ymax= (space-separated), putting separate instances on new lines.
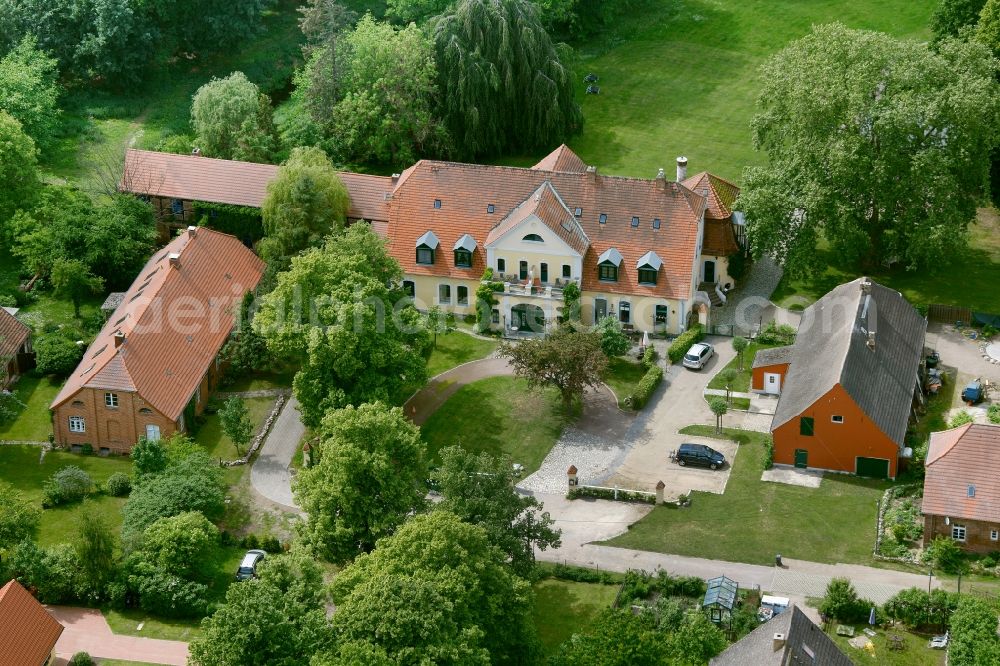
xmin=674 ymin=443 xmax=726 ymax=470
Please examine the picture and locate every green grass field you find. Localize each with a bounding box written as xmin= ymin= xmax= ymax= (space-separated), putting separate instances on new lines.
xmin=563 ymin=0 xmax=935 ymax=181
xmin=420 ymin=376 xmax=565 ymax=475
xmin=425 ymin=332 xmax=498 ymax=378
xmin=195 ymin=396 xmax=277 ymax=485
xmin=606 ymin=426 xmax=889 ymax=565
xmin=0 ymin=374 xmax=62 ymax=441
xmin=826 ymin=626 xmax=945 ymax=666
xmin=603 ymin=357 xmax=648 ymax=408
xmin=532 ymin=578 xmax=619 ymax=655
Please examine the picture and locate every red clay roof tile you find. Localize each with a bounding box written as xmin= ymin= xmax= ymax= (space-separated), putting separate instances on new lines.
xmin=531 ymin=144 xmax=588 ymax=173
xmin=0 ymin=307 xmax=30 ymax=361
xmin=0 ymin=580 xmax=63 ymax=666
xmin=51 ymin=228 xmax=264 ymax=420
xmin=924 ymin=423 xmax=1000 ymax=523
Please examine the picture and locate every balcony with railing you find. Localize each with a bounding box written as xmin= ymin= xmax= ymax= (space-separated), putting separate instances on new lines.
xmin=494 ymin=273 xmax=579 ymax=300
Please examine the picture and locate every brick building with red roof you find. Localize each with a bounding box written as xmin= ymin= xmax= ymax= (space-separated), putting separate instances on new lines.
xmin=0 ymin=306 xmax=33 ymax=389
xmin=50 ymin=227 xmax=264 ymax=453
xmin=0 ymin=579 xmax=64 ymax=666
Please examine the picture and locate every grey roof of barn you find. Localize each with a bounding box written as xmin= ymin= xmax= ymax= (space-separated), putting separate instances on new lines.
xmin=771 ymin=278 xmax=926 ymax=446
xmin=711 ymin=605 xmax=852 ymax=666
xmin=752 ymin=345 xmax=793 ymax=369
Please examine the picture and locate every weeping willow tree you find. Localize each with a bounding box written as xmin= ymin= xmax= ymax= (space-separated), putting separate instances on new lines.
xmin=431 ymin=0 xmax=583 ymax=158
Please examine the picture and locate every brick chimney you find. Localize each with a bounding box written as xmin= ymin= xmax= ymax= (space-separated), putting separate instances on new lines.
xmin=676 ymin=156 xmax=688 ymax=181
xmin=114 ymin=331 xmax=126 ymax=348
xmin=586 ymin=165 xmax=597 ymax=181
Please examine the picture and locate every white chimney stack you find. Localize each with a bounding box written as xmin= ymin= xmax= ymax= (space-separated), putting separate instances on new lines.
xmin=772 ymin=633 xmax=786 ymax=652
xmin=655 ymin=168 xmax=665 ymax=180
xmin=867 ymin=330 xmax=876 ymax=350
xmin=861 ymin=277 xmax=872 ymax=293
xmin=168 ymin=252 xmax=181 ymax=269
xmin=676 ymin=156 xmax=688 ymax=182
xmin=187 ymin=225 xmax=197 ymax=237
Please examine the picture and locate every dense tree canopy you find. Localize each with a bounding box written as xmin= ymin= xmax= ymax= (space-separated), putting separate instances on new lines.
xmin=739 ymin=24 xmax=1000 ymax=275
xmin=331 ymin=511 xmax=540 ymax=665
xmin=191 ymin=71 xmax=277 ymax=162
xmin=931 ymin=0 xmax=987 ymax=41
xmin=51 ymin=258 xmax=103 ymax=318
xmin=498 ymin=328 xmax=607 ymax=410
xmin=189 ymin=550 xmax=332 ymax=666
xmin=254 ymin=224 xmax=428 ymax=427
xmin=978 ymin=0 xmax=1000 ymax=56
xmin=0 ymin=37 xmax=60 ymax=150
xmin=430 ymin=0 xmax=582 ymax=158
xmin=0 ymin=0 xmax=273 ymax=84
xmin=0 ymin=481 xmax=40 ymax=549
xmin=948 ymin=597 xmax=1000 ymax=665
xmin=434 ymin=446 xmax=560 ymax=578
xmin=295 ymin=402 xmax=427 ymax=562
xmin=258 ymin=146 xmax=349 ymax=268
xmin=304 ymin=15 xmax=449 ymax=167
xmin=83 ymin=194 xmax=157 ymax=290
xmin=0 ymin=111 xmax=39 ymax=228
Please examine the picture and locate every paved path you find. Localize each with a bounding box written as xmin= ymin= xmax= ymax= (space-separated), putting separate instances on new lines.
xmin=704 ymin=388 xmax=754 ymax=400
xmin=48 ymin=606 xmax=188 ymax=665
xmin=250 ymin=396 xmax=304 ymax=510
xmin=532 ymin=492 xmax=939 ymax=605
xmin=404 ymin=357 xmax=514 ymax=426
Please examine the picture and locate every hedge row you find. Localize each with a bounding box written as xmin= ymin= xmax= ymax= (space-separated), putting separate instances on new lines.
xmin=628 ymin=364 xmax=663 ymax=409
xmin=667 ymin=324 xmax=704 ymax=363
xmin=568 ymin=486 xmax=656 ymax=504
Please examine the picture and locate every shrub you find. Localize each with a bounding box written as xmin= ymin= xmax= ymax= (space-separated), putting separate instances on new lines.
xmin=134 ymin=570 xmax=210 ymax=618
xmin=549 ymin=563 xmax=617 ymax=584
xmin=131 ymin=437 xmax=168 ymax=477
xmin=883 ymin=588 xmax=958 ymax=630
xmin=42 ymin=466 xmax=94 ymax=507
xmin=667 ymin=325 xmax=704 ymax=364
xmin=886 ymin=499 xmax=923 ymax=542
xmin=105 ymin=472 xmax=132 ymax=497
xmin=656 ymin=571 xmax=706 ymax=598
xmin=988 ymin=403 xmax=1000 ymax=424
xmin=923 ymin=535 xmax=966 ymax=573
xmin=756 ymin=321 xmax=796 ymax=346
xmin=80 ymin=443 xmax=93 ymax=455
xmin=949 ymin=410 xmax=974 ymax=428
xmin=259 ymin=534 xmax=281 ymax=553
xmin=820 ymin=578 xmax=875 ymax=623
xmin=241 ymin=533 xmax=260 ymax=550
xmin=949 ymin=597 xmax=1000 ymax=665
xmin=69 ymin=652 xmax=95 ymax=666
xmin=34 ymin=333 xmax=85 ymax=377
xmin=642 ymin=346 xmax=658 ymax=367
xmin=7 ymin=540 xmax=81 ymax=603
xmin=628 ymin=364 xmax=663 ymax=409
xmin=763 ymin=436 xmax=774 ymax=470
xmin=879 ymin=537 xmax=911 ymax=559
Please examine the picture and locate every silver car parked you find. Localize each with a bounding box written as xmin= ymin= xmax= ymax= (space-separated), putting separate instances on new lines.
xmin=682 ymin=342 xmax=715 ymax=370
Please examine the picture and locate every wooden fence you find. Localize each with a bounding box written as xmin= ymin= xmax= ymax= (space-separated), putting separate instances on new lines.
xmin=928 ymin=304 xmax=974 ymax=324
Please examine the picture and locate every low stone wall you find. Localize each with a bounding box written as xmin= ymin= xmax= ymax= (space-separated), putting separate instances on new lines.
xmin=221 ymin=395 xmax=286 ymax=467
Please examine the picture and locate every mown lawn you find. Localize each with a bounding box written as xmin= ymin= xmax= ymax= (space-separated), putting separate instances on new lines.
xmin=194 ymin=396 xmax=277 ymax=485
xmin=224 ymin=369 xmax=296 ymax=393
xmin=425 ymin=332 xmax=498 ymax=378
xmin=420 ymin=376 xmax=565 ymax=475
xmin=0 ymin=445 xmax=133 ymax=546
xmin=603 ymin=357 xmax=647 ymax=408
xmin=533 ymin=578 xmax=619 ymax=656
xmin=559 ymin=0 xmax=934 ymax=181
xmin=0 ymin=374 xmax=62 ymax=441
xmin=706 ymin=342 xmax=779 ymax=393
xmin=606 ymin=426 xmax=889 ymax=565
xmin=771 ymin=209 xmax=1000 ymax=313
xmin=826 ymin=625 xmax=945 ymax=666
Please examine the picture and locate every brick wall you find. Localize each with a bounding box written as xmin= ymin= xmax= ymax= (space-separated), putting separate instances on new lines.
xmin=924 ymin=515 xmax=1000 ymax=554
xmin=52 ymin=388 xmax=177 ymax=454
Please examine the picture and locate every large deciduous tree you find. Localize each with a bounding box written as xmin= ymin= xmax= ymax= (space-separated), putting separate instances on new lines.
xmin=932 ymin=0 xmax=987 ymax=41
xmin=191 ymin=71 xmax=277 ymax=162
xmin=258 ymin=146 xmax=349 ymax=269
xmin=738 ymin=24 xmax=1000 ymax=275
xmin=312 ymin=15 xmax=450 ymax=166
xmin=978 ymin=0 xmax=1000 ymax=56
xmin=498 ymin=327 xmax=607 ymax=411
xmin=294 ymin=402 xmax=427 ymax=562
xmin=434 ymin=446 xmax=560 ymax=578
xmin=0 ymin=481 xmax=40 ymax=548
xmin=83 ymin=195 xmax=156 ymax=290
xmin=189 ymin=549 xmax=332 ymax=666
xmin=254 ymin=224 xmax=428 ymax=427
xmin=0 ymin=111 xmax=39 ymax=229
xmin=430 ymin=0 xmax=582 ymax=158
xmin=51 ymin=258 xmax=104 ymax=318
xmin=0 ymin=37 xmax=60 ymax=150
xmin=329 ymin=511 xmax=540 ymax=665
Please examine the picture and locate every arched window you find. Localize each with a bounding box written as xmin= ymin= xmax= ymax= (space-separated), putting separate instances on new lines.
xmin=522 ymin=233 xmax=543 ymax=243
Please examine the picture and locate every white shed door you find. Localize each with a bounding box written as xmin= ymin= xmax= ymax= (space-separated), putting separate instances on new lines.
xmin=764 ymin=373 xmax=781 ymax=395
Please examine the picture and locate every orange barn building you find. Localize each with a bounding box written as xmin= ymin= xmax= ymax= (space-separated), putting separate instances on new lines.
xmin=749 ymin=345 xmax=792 ymax=395
xmin=768 ymin=278 xmax=926 ymax=479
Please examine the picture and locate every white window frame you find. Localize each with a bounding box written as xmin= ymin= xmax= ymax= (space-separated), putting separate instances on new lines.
xmin=831 ymin=415 xmax=844 ymax=424
xmin=69 ymin=416 xmax=86 ymax=433
xmin=105 ymin=392 xmax=119 ymax=408
xmin=991 ymin=529 xmax=998 ymax=542
xmin=145 ymin=424 xmax=161 ymax=441
xmin=952 ymin=525 xmax=967 ymax=542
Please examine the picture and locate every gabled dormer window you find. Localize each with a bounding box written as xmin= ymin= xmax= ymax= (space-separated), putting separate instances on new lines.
xmin=454 ymin=249 xmax=472 ymax=268
xmin=417 ymin=246 xmax=435 ymax=264
xmin=599 ymin=263 xmax=618 ymax=282
xmin=636 ymin=251 xmax=662 ymax=286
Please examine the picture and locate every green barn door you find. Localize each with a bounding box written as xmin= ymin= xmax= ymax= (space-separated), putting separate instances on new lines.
xmin=794 ymin=449 xmax=808 ymax=468
xmin=856 ymin=457 xmax=889 ymax=479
